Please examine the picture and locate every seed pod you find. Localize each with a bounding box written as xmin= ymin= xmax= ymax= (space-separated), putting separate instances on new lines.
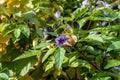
xmin=111 ymin=0 xmax=120 ymax=9
xmin=65 ymin=34 xmax=77 ymax=46
xmin=71 ymin=6 xmax=77 ymax=12
xmin=43 ymin=26 xmax=55 ymax=40
xmin=115 ymin=18 xmax=120 ymax=23
xmin=73 ymin=21 xmax=79 ymax=28
xmin=66 ymin=21 xmax=79 ymax=29
xmin=101 ymin=21 xmax=109 ymax=27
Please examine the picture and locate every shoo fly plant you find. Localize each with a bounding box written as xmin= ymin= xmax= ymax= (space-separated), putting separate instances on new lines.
xmin=0 ymin=0 xmax=120 ymax=80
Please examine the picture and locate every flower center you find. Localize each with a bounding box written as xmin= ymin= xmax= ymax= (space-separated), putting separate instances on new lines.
xmin=59 ymin=38 xmax=65 ymax=43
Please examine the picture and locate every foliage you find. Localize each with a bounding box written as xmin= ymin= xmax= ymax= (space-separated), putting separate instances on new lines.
xmin=0 ymin=0 xmax=120 ymax=80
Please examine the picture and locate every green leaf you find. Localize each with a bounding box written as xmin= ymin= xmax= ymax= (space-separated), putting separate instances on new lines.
xmin=32 ymin=42 xmax=50 ymax=50
xmin=78 ymin=17 xmax=88 ymax=29
xmin=54 ymin=48 xmax=66 ymax=69
xmin=87 ymin=34 xmax=104 ymax=43
xmin=13 ymin=56 xmax=37 ymax=77
xmin=46 ymin=32 xmax=57 ymax=37
xmin=0 ymin=23 xmax=10 ymax=33
xmin=2 ymin=57 xmax=37 ymax=78
xmin=68 ymin=52 xmax=80 ymax=63
xmin=22 ymin=11 xmax=36 ymax=20
xmin=44 ymin=56 xmax=55 ymax=72
xmin=44 ymin=61 xmax=54 ymax=72
xmin=42 ymin=48 xmax=56 ymax=63
xmin=104 ymin=59 xmax=120 ymax=69
xmin=69 ymin=59 xmax=90 ymax=69
xmin=88 ymin=16 xmax=116 ymax=21
xmin=107 ymin=41 xmax=120 ymax=52
xmin=30 ymin=18 xmax=40 ymax=25
xmin=39 ymin=1 xmax=49 ymax=5
xmin=73 ymin=7 xmax=88 ymax=19
xmin=0 ymin=4 xmax=10 ymax=16
xmin=83 ymin=46 xmax=95 ymax=54
xmin=19 ymin=24 xmax=30 ymax=38
xmin=0 ymin=73 xmax=9 ymax=80
xmin=0 ymin=62 xmax=2 ymax=67
xmin=66 ymin=68 xmax=75 ymax=79
xmin=14 ymin=28 xmax=21 ymax=38
xmin=62 ymin=17 xmax=74 ymax=21
xmin=90 ymin=77 xmax=111 ymax=80
xmin=38 ymin=6 xmax=51 ymax=13
xmin=36 ymin=29 xmax=43 ymax=38
xmin=7 ymin=70 xmax=13 ymax=77
xmin=14 ymin=12 xmax=22 ymax=17
xmin=13 ymin=50 xmax=41 ymax=61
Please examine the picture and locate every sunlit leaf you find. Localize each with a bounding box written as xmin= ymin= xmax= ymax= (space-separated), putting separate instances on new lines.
xmin=62 ymin=17 xmax=74 ymax=21
xmin=7 ymin=0 xmax=19 ymax=12
xmin=88 ymin=16 xmax=117 ymax=21
xmin=22 ymin=11 xmax=36 ymax=20
xmin=0 ymin=33 xmax=11 ymax=44
xmin=0 ymin=23 xmax=4 ymax=32
xmin=0 ymin=4 xmax=10 ymax=16
xmin=1 ymin=0 xmax=120 ymax=79
xmin=73 ymin=7 xmax=88 ymax=20
xmin=32 ymin=42 xmax=50 ymax=50
xmin=14 ymin=12 xmax=22 ymax=17
xmin=87 ymin=34 xmax=104 ymax=43
xmin=42 ymin=48 xmax=56 ymax=63
xmin=44 ymin=56 xmax=55 ymax=72
xmin=19 ymin=24 xmax=30 ymax=38
xmin=13 ymin=50 xmax=41 ymax=61
xmin=32 ymin=38 xmax=39 ymax=47
xmin=69 ymin=59 xmax=91 ymax=69
xmin=14 ymin=28 xmax=21 ymax=38
xmin=13 ymin=56 xmax=37 ymax=77
xmin=68 ymin=52 xmax=80 ymax=63
xmin=0 ymin=73 xmax=9 ymax=80
xmin=0 ymin=0 xmax=6 ymax=4
xmin=78 ymin=17 xmax=88 ymax=29
xmin=1 ymin=24 xmax=10 ymax=34
xmin=90 ymin=77 xmax=111 ymax=80
xmin=107 ymin=41 xmax=120 ymax=52
xmin=19 ymin=0 xmax=29 ymax=11
xmin=104 ymin=59 xmax=120 ymax=69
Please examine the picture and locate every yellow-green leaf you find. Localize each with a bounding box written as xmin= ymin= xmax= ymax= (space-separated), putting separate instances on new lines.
xmin=42 ymin=48 xmax=56 ymax=63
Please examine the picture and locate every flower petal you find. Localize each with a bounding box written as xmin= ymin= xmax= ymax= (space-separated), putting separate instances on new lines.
xmin=55 ymin=35 xmax=69 ymax=47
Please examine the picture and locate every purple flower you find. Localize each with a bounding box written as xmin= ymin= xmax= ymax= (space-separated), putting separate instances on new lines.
xmin=81 ymin=0 xmax=89 ymax=8
xmin=55 ymin=35 xmax=69 ymax=47
xmin=103 ymin=2 xmax=111 ymax=15
xmin=103 ymin=12 xmax=109 ymax=15
xmin=89 ymin=32 xmax=96 ymax=35
xmin=114 ymin=66 xmax=120 ymax=70
xmin=55 ymin=11 xmax=61 ymax=18
xmin=95 ymin=1 xmax=111 ymax=15
xmin=104 ymin=2 xmax=111 ymax=8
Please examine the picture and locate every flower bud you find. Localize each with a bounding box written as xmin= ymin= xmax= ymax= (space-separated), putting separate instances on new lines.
xmin=54 ymin=11 xmax=61 ymax=18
